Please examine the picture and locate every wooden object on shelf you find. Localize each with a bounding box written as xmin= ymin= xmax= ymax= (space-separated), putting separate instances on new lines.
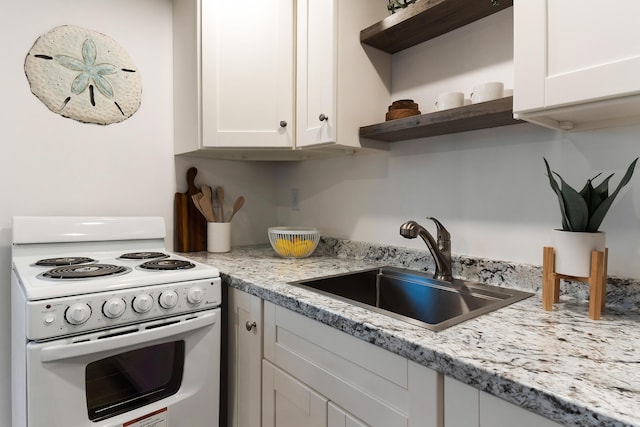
xmin=386 ymin=108 xmax=421 ymax=121
xmin=361 ymin=0 xmax=513 ymax=54
xmin=542 ymin=246 xmax=609 ymax=320
xmin=360 ymin=96 xmax=522 ymax=142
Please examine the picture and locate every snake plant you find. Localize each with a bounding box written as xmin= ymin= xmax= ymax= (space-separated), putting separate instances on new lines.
xmin=544 ymin=157 xmax=638 ymax=232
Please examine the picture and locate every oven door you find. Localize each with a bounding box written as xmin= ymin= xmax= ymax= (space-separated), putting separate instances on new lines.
xmin=25 ymin=309 xmax=220 ymax=427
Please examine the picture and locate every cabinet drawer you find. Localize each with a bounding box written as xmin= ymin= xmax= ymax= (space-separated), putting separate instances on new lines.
xmin=264 ymin=302 xmax=442 ymax=427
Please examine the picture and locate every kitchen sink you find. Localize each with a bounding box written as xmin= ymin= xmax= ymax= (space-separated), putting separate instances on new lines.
xmin=289 ymin=266 xmax=533 ymax=332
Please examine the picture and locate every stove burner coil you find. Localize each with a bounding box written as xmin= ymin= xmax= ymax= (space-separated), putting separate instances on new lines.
xmin=119 ymin=252 xmax=169 ymax=260
xmin=40 ymin=264 xmax=131 ymax=280
xmin=35 ymin=257 xmax=95 ymax=267
xmin=139 ymin=259 xmax=195 ymax=271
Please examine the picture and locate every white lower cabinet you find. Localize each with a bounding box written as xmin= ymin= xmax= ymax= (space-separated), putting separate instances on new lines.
xmin=444 ymin=377 xmax=563 ymax=427
xmin=262 ymin=361 xmax=369 ymax=427
xmin=230 ymin=292 xmax=561 ymax=427
xmin=263 ymin=301 xmax=443 ymax=427
xmin=328 ymin=402 xmax=368 ymax=427
xmin=263 ymin=361 xmax=328 ymax=427
xmin=227 ymin=288 xmax=263 ymax=427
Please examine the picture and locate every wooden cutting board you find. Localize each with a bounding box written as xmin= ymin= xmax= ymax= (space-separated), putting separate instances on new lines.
xmin=174 ymin=167 xmax=207 ymax=252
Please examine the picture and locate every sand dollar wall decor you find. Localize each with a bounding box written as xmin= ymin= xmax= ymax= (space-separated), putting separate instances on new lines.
xmin=24 ymin=25 xmax=142 ymax=125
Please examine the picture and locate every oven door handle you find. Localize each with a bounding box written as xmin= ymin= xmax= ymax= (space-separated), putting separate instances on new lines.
xmin=40 ymin=311 xmax=217 ymax=363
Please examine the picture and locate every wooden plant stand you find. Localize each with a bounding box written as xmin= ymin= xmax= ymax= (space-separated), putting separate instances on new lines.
xmin=542 ymin=246 xmax=608 ymax=320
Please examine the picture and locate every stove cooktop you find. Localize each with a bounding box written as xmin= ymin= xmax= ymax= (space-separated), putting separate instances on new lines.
xmin=13 ymin=248 xmax=219 ymax=301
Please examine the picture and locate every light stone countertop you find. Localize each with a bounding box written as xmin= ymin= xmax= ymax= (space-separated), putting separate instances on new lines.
xmin=184 ymin=242 xmax=640 ymax=427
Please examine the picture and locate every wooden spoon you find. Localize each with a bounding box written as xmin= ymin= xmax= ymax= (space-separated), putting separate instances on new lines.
xmin=200 ymin=185 xmax=216 ymax=222
xmin=227 ymin=196 xmax=245 ymax=222
xmin=191 ymin=193 xmax=207 ymax=219
xmin=216 ymin=186 xmax=225 ymax=222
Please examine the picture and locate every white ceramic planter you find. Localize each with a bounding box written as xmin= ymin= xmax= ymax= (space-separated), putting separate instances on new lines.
xmin=551 ymin=230 xmax=606 ymax=277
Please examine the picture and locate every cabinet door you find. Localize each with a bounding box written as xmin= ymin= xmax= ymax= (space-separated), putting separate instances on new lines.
xmin=263 ymin=360 xmax=328 ymax=427
xmin=479 ymin=391 xmax=562 ymax=427
xmin=228 ymin=289 xmax=263 ymax=427
xmin=514 ymin=0 xmax=640 ymax=128
xmin=328 ymin=402 xmax=368 ymax=427
xmin=444 ymin=377 xmax=479 ymax=427
xmin=296 ymin=0 xmax=337 ymax=148
xmin=444 ymin=376 xmax=562 ymax=427
xmin=201 ymin=0 xmax=294 ymax=148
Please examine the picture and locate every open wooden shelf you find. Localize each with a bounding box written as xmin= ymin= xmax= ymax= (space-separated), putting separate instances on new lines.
xmin=361 ymin=0 xmax=512 ymax=54
xmin=359 ymin=97 xmax=523 ymax=142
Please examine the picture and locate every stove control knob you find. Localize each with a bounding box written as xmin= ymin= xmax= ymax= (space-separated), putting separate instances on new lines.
xmin=65 ymin=303 xmax=92 ymax=325
xmin=132 ymin=294 xmax=153 ymax=313
xmin=187 ymin=287 xmax=204 ymax=305
xmin=43 ymin=313 xmax=56 ymax=325
xmin=103 ymin=298 xmax=126 ymax=318
xmin=159 ymin=291 xmax=178 ymax=309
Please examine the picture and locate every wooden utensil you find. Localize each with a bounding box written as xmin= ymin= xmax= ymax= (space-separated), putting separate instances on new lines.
xmin=199 ymin=185 xmax=216 ymax=223
xmin=227 ymin=196 xmax=245 ymax=222
xmin=216 ymin=186 xmax=225 ymax=222
xmin=191 ymin=193 xmax=206 ymax=219
xmin=174 ymin=167 xmax=207 ymax=252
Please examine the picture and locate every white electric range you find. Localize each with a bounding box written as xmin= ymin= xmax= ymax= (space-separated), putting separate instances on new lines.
xmin=11 ymin=216 xmax=222 ymax=427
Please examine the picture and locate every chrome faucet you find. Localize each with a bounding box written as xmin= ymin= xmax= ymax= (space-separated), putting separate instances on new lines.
xmin=399 ymin=217 xmax=453 ymax=282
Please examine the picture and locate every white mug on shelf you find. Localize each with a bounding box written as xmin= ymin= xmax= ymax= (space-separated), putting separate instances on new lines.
xmin=207 ymin=222 xmax=231 ymax=253
xmin=470 ymin=82 xmax=504 ymax=103
xmin=435 ymin=92 xmax=464 ymax=110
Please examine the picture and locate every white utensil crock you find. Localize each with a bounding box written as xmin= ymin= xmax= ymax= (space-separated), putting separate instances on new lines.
xmin=551 ymin=230 xmax=605 ymax=277
xmin=207 ymin=222 xmax=231 ymax=253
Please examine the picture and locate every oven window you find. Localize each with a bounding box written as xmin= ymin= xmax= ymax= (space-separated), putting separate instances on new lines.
xmin=85 ymin=341 xmax=185 ymax=421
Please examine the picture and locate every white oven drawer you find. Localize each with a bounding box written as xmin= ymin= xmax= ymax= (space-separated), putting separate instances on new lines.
xmin=22 ymin=309 xmax=221 ymax=427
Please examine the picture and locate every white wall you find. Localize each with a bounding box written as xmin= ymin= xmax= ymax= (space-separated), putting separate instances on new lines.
xmin=0 ymin=2 xmax=174 ymax=423
xmin=175 ymin=156 xmax=278 ymax=246
xmin=276 ymin=123 xmax=640 ymax=276
xmin=0 ymin=2 xmax=277 ymax=424
xmin=276 ymin=10 xmax=640 ymax=279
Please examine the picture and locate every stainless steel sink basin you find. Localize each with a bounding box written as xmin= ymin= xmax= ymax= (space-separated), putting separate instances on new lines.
xmin=290 ymin=266 xmax=533 ymax=332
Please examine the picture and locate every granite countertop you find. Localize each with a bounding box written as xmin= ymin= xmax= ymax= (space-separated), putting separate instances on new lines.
xmin=184 ymin=242 xmax=639 ymax=427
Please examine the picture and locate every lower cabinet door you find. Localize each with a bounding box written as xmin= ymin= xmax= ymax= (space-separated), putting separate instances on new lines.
xmin=228 ymin=288 xmax=263 ymax=427
xmin=328 ymin=402 xmax=368 ymax=427
xmin=262 ymin=360 xmax=328 ymax=427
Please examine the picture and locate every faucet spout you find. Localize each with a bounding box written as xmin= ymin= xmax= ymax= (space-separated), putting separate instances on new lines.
xmin=399 ymin=217 xmax=453 ymax=282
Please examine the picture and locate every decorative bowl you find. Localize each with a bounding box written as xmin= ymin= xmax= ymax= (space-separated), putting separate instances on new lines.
xmin=268 ymin=227 xmax=320 ymax=258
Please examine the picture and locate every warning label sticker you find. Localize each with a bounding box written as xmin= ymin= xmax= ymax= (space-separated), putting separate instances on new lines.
xmin=123 ymin=407 xmax=168 ymax=427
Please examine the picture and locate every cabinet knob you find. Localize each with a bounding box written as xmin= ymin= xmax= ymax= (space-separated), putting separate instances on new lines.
xmin=319 ymin=114 xmax=328 ymax=122
xmin=245 ymin=321 xmax=257 ymax=332
xmin=279 ymin=120 xmax=287 ymax=128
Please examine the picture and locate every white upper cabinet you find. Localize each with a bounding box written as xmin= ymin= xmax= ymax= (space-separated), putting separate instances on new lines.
xmin=201 ymin=0 xmax=294 ymax=148
xmin=173 ymin=0 xmax=293 ymax=157
xmin=296 ymin=0 xmax=336 ymax=148
xmin=513 ymin=0 xmax=640 ymax=131
xmin=173 ymin=0 xmax=390 ymax=160
xmin=296 ymin=0 xmax=390 ymax=150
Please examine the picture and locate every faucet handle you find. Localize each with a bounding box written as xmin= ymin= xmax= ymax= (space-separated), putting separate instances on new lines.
xmin=426 ymin=217 xmax=450 ymax=241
